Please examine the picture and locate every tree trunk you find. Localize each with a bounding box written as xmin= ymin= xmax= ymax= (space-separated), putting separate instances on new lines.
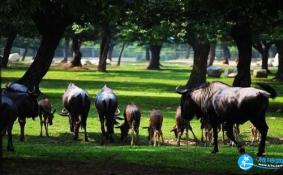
xmin=70 ymin=37 xmax=82 ymax=67
xmin=21 ymin=47 xmax=28 ymax=61
xmin=145 ymin=46 xmax=150 ymax=61
xmin=231 ymin=23 xmax=252 ymax=87
xmin=275 ymin=42 xmax=283 ymax=80
xmin=222 ymin=42 xmax=231 ymax=65
xmin=147 ymin=44 xmax=162 ymax=70
xmin=253 ymin=41 xmax=271 ymax=72
xmin=186 ymin=38 xmax=210 ymax=88
xmin=17 ymin=32 xmax=65 ymax=87
xmin=117 ymin=42 xmax=125 ymax=66
xmin=208 ymin=43 xmax=216 ymax=66
xmin=98 ymin=26 xmax=111 ymax=72
xmin=62 ymin=37 xmax=70 ymax=63
xmin=1 ymin=31 xmax=17 ymax=68
xmin=107 ymin=41 xmax=114 ymax=61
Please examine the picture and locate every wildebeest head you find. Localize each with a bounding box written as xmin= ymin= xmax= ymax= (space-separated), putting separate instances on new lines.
xmin=4 ymin=82 xmax=40 ymax=118
xmin=116 ymin=123 xmax=129 ymax=141
xmin=176 ymin=86 xmax=196 ymax=121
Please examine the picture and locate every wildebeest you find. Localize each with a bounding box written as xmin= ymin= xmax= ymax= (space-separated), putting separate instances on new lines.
xmin=95 ymin=85 xmax=119 ymax=143
xmin=1 ymin=83 xmax=39 ymax=151
xmin=147 ymin=109 xmax=164 ymax=146
xmin=116 ymin=103 xmax=141 ymax=145
xmin=171 ymin=106 xmax=198 ymax=146
xmin=38 ymin=97 xmax=56 ymax=137
xmin=62 ymin=83 xmax=90 ymax=141
xmin=176 ymin=81 xmax=276 ymax=156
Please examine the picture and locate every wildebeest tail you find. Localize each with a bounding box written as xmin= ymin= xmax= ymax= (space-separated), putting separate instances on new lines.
xmin=81 ymin=94 xmax=90 ymax=129
xmin=256 ymin=83 xmax=277 ymax=98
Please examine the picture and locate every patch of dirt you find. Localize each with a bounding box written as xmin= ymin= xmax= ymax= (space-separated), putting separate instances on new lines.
xmin=3 ymin=158 xmax=215 ymax=175
xmin=55 ymin=63 xmax=89 ymax=70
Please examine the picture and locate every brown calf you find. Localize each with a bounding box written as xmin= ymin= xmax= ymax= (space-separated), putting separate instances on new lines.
xmin=38 ymin=97 xmax=56 ymax=137
xmin=171 ymin=106 xmax=198 ymax=146
xmin=148 ymin=109 xmax=164 ymax=146
xmin=117 ymin=103 xmax=141 ymax=145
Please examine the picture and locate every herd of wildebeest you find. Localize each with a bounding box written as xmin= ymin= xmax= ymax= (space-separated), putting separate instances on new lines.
xmin=0 ymin=81 xmax=277 ymax=156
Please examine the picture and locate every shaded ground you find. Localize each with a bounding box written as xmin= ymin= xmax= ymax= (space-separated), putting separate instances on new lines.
xmin=3 ymin=158 xmax=215 ymax=175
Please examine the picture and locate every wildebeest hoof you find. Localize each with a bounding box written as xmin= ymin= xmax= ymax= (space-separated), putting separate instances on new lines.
xmin=239 ymin=147 xmax=245 ymax=154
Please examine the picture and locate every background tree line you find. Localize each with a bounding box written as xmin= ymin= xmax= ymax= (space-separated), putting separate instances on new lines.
xmin=0 ymin=0 xmax=283 ymax=89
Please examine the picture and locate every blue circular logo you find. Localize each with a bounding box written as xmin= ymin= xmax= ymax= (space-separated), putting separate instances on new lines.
xmin=238 ymin=153 xmax=254 ymax=171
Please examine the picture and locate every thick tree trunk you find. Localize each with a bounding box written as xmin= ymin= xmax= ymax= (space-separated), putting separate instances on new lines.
xmin=21 ymin=47 xmax=28 ymax=61
xmin=1 ymin=32 xmax=17 ymax=68
xmin=117 ymin=42 xmax=125 ymax=66
xmin=98 ymin=27 xmax=111 ymax=72
xmin=186 ymin=38 xmax=210 ymax=88
xmin=253 ymin=41 xmax=271 ymax=72
xmin=231 ymin=24 xmax=252 ymax=87
xmin=275 ymin=42 xmax=283 ymax=80
xmin=145 ymin=46 xmax=150 ymax=61
xmin=208 ymin=43 xmax=216 ymax=66
xmin=17 ymin=32 xmax=64 ymax=87
xmin=62 ymin=37 xmax=70 ymax=63
xmin=147 ymin=44 xmax=162 ymax=70
xmin=70 ymin=37 xmax=82 ymax=67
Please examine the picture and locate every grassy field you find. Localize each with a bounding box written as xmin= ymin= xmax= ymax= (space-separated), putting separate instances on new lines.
xmin=1 ymin=62 xmax=283 ymax=175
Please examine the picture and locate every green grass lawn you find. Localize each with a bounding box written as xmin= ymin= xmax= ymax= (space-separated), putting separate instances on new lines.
xmin=1 ymin=62 xmax=283 ymax=175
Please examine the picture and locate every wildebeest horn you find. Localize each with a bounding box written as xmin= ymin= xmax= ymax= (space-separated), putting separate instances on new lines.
xmin=115 ymin=108 xmax=121 ymax=115
xmin=142 ymin=126 xmax=149 ymax=129
xmin=176 ymin=86 xmax=189 ymax=94
xmin=115 ymin=125 xmax=122 ymax=128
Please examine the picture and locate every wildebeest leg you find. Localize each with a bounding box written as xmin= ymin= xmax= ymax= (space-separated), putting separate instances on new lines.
xmin=39 ymin=115 xmax=43 ymax=137
xmin=18 ymin=117 xmax=26 ymax=142
xmin=131 ymin=128 xmax=135 ymax=146
xmin=136 ymin=129 xmax=139 ymax=145
xmin=177 ymin=129 xmax=182 ymax=146
xmin=251 ymin=118 xmax=268 ymax=156
xmin=68 ymin=116 xmax=74 ymax=132
xmin=7 ymin=123 xmax=15 ymax=152
xmin=99 ymin=113 xmax=106 ymax=144
xmin=44 ymin=118 xmax=49 ymax=137
xmin=73 ymin=117 xmax=80 ymax=140
xmin=153 ymin=130 xmax=157 ymax=147
xmin=188 ymin=126 xmax=198 ymax=143
xmin=211 ymin=125 xmax=219 ymax=153
xmin=226 ymin=124 xmax=244 ymax=154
